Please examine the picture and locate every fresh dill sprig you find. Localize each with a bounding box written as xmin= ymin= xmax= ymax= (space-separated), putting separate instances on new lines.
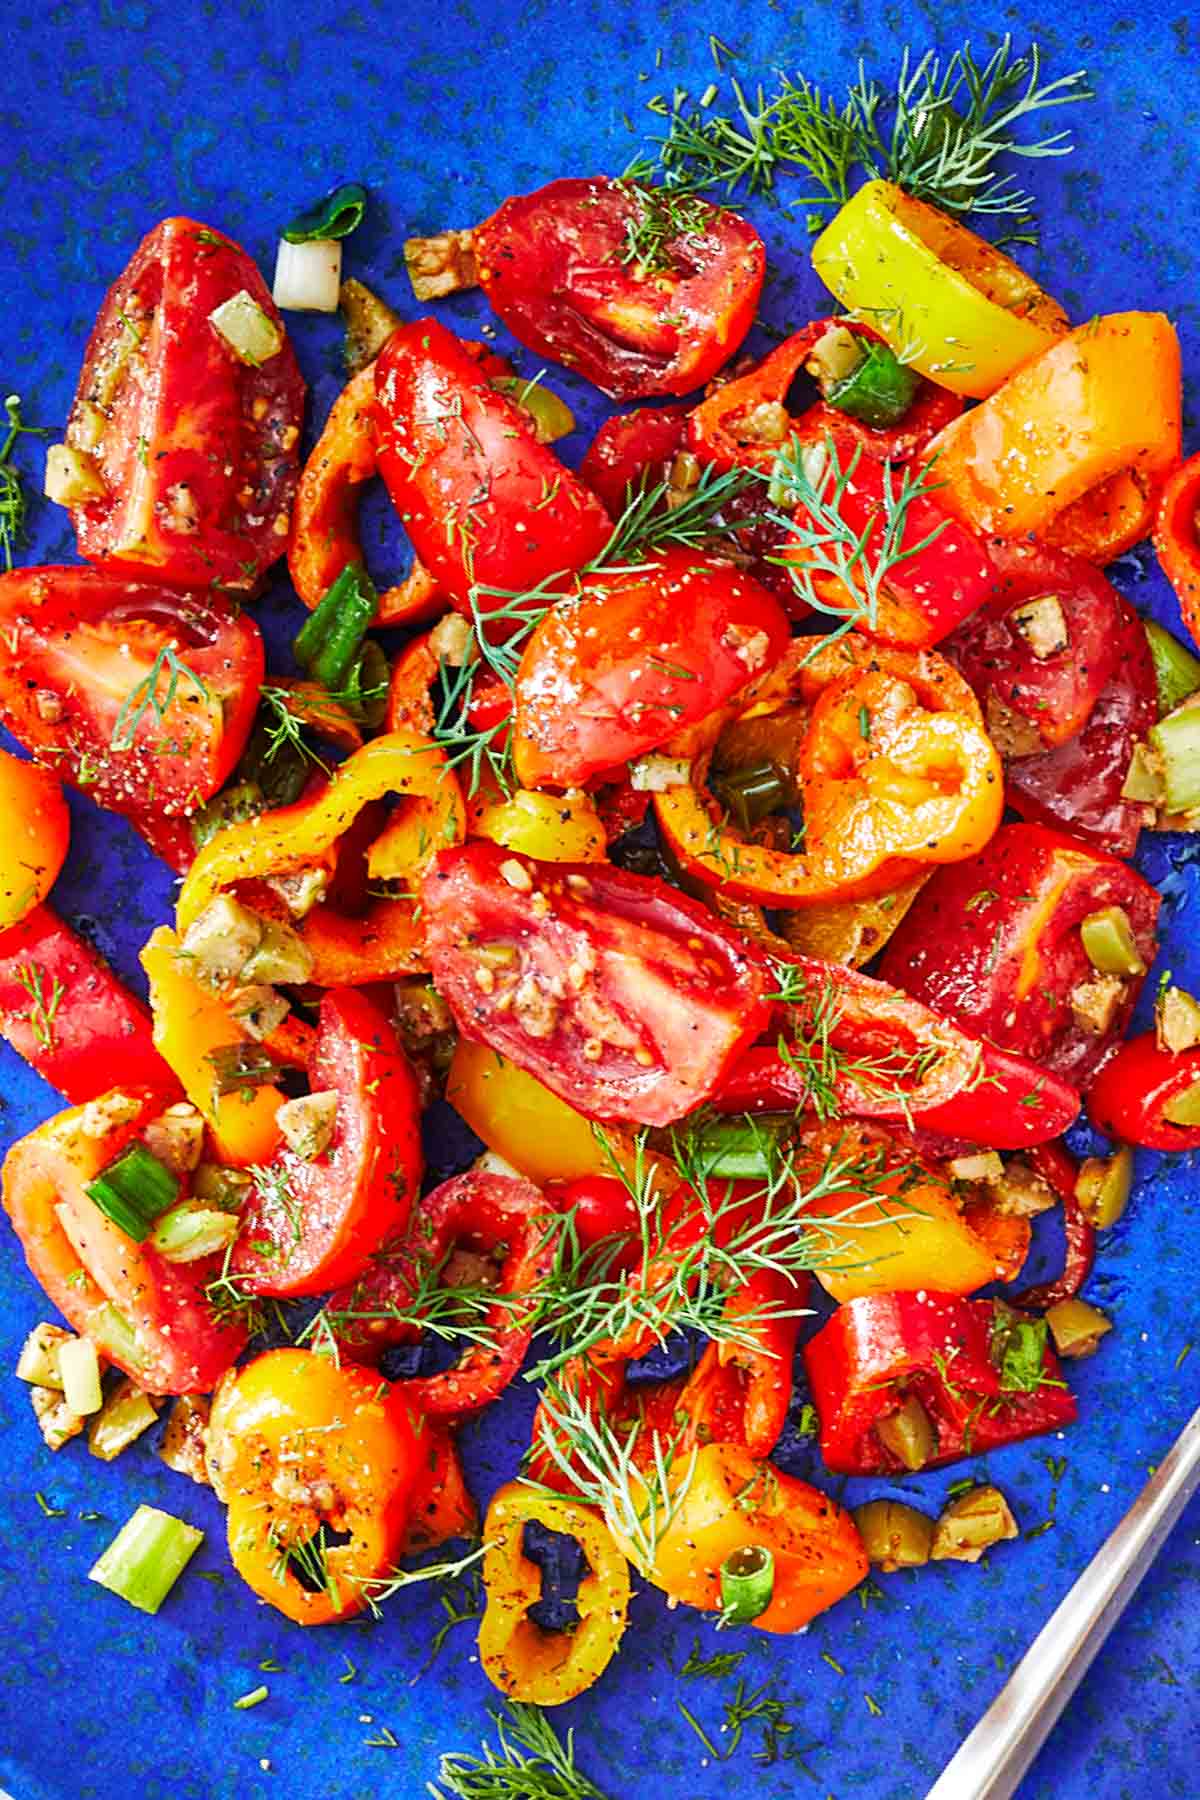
xmin=634 ymin=38 xmax=1091 ymax=241
xmin=14 ymin=961 xmax=65 ymax=1051
xmin=616 ymin=179 xmax=716 ymax=274
xmin=527 ymin=1376 xmax=699 ymax=1572
xmin=759 ymin=432 xmax=948 ymax=635
xmin=429 ymin=644 xmax=517 ymax=799
xmin=679 ymin=1638 xmax=747 ymax=1680
xmin=428 ymin=1701 xmax=609 ymax=1800
xmin=203 ymin=1240 xmax=288 ymax=1339
xmin=358 ymin=1541 xmax=488 ymax=1620
xmin=0 ymin=393 xmax=47 ymax=571
xmin=110 ymin=642 xmax=210 ymax=752
xmin=256 ymin=685 xmax=334 ymax=774
xmin=599 ymin=462 xmax=756 ymax=564
xmin=300 ymin=1241 xmax=532 ymax=1356
xmin=415 ymin=1563 xmax=487 ymax=1677
xmin=267 ymin=1521 xmax=342 ymax=1610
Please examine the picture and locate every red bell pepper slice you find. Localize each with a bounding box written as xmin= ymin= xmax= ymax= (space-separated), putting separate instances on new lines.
xmin=713 ymin=950 xmax=1080 ymax=1148
xmin=1003 ymin=595 xmax=1158 ymax=857
xmin=327 ymin=1169 xmax=561 ymax=1417
xmin=1013 ymin=1141 xmax=1096 ymax=1312
xmin=1154 ymin=449 xmax=1200 ymax=644
xmin=0 ymin=905 xmax=174 ymax=1102
xmin=231 ymin=989 xmax=423 ymax=1297
xmin=687 ymin=319 xmax=960 ymax=474
xmin=579 ymin=404 xmax=690 ymax=516
xmin=1088 ymin=1031 xmax=1200 ymax=1151
xmin=803 ymin=1291 xmax=1077 ymax=1476
xmin=879 ymin=822 xmax=1161 ymax=1087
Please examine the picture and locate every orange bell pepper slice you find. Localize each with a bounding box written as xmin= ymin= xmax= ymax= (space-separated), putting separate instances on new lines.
xmin=401 ymin=1423 xmax=477 ymax=1556
xmin=927 ymin=311 xmax=1182 ymax=543
xmin=1154 ymin=450 xmax=1200 ymax=644
xmin=478 ymin=1483 xmax=630 ymax=1704
xmin=140 ymin=924 xmax=285 ymax=1166
xmin=289 ymin=365 xmax=444 ymax=627
xmin=654 ymin=636 xmax=1000 ymax=904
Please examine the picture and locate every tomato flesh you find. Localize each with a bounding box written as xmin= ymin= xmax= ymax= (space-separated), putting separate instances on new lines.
xmin=65 ymin=217 xmax=304 ymax=591
xmin=0 ymin=566 xmax=263 ymax=820
xmin=421 ymin=843 xmax=772 ymax=1127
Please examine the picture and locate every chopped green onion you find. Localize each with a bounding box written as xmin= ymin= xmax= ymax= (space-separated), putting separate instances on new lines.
xmin=283 ymin=182 xmax=367 ymax=245
xmin=16 ymin=1322 xmax=71 ymax=1388
xmin=272 ymin=238 xmax=342 ymax=314
xmin=1143 ymin=619 xmax=1200 ymax=718
xmin=293 ymin=561 xmax=379 ymax=691
xmin=86 ymin=1143 xmax=179 ymax=1242
xmin=208 ymin=291 xmax=283 ymax=367
xmin=1079 ymin=905 xmax=1145 ymax=977
xmin=205 ymin=1043 xmax=284 ymax=1097
xmin=233 ymin=1684 xmax=270 ymax=1710
xmin=720 ymin=1544 xmax=775 ymax=1622
xmin=1162 ymin=1079 xmax=1200 ymax=1127
xmin=89 ymin=1504 xmax=204 ymax=1613
xmin=680 ymin=1114 xmax=792 ymax=1181
xmin=710 ymin=759 xmax=788 ymax=830
xmin=58 ymin=1335 xmax=103 ymax=1416
xmin=151 ymin=1201 xmax=240 ymax=1263
xmin=1149 ymin=704 xmax=1200 ymax=814
xmin=827 ymin=340 xmax=919 ymax=430
xmin=88 ymin=1379 xmax=160 ymax=1460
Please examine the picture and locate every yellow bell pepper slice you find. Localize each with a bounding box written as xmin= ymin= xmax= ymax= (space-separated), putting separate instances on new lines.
xmin=469 ymin=785 xmax=607 ymax=862
xmin=140 ymin=926 xmax=283 ymax=1167
xmin=478 ymin=1483 xmax=630 ymax=1705
xmin=176 ymin=729 xmax=463 ymax=933
xmin=447 ymin=1040 xmax=636 ymax=1185
xmin=811 ymin=180 xmax=1068 ymax=398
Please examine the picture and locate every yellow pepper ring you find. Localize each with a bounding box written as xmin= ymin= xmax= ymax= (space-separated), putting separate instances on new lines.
xmin=478 ymin=1482 xmax=631 ymax=1706
xmin=176 ymin=729 xmax=465 ymax=933
xmin=811 ymin=179 xmax=1068 ymax=399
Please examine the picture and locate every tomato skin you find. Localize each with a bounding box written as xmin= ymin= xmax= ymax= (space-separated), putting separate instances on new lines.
xmin=549 ymin=1174 xmax=639 ymax=1246
xmin=0 ymin=905 xmax=172 ymax=1101
xmin=512 ymin=549 xmax=791 ymax=789
xmin=1088 ymin=1033 xmax=1200 ymax=1150
xmin=0 ymin=750 xmax=69 ymax=930
xmin=232 ymin=989 xmax=422 ymax=1296
xmin=946 ymin=541 xmax=1123 ymax=750
xmin=1 ymin=1085 xmax=248 ymax=1394
xmin=0 ymin=566 xmax=263 ymax=821
xmin=65 ymin=217 xmax=304 ymax=591
xmin=373 ymin=319 xmax=611 ymax=616
xmin=1003 ymin=595 xmax=1157 ymax=856
xmin=421 ymin=843 xmax=772 ymax=1127
xmin=473 ymin=177 xmax=765 ymax=400
xmin=578 ymin=404 xmax=690 ymax=515
xmin=879 ymin=823 xmax=1160 ymax=1086
xmin=208 ymin=1349 xmax=420 ymax=1625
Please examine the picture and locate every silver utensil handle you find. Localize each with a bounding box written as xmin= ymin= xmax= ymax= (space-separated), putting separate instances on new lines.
xmin=925 ymin=1401 xmax=1200 ymax=1800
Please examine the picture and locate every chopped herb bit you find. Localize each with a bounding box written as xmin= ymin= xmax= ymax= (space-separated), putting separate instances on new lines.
xmin=233 ymin=1685 xmax=269 ymax=1710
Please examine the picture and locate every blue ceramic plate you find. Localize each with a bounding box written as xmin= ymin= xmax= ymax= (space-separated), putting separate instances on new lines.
xmin=1 ymin=4 xmax=1198 ymax=1797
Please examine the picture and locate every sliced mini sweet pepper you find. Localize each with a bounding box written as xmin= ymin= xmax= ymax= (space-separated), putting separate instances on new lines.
xmin=1088 ymin=1031 xmax=1200 ymax=1151
xmin=654 ymin=636 xmax=1001 ymax=906
xmin=1012 ymin=1141 xmax=1096 ymax=1313
xmin=1154 ymin=451 xmax=1200 ymax=646
xmin=803 ymin=1291 xmax=1077 ymax=1475
xmin=446 ymin=1040 xmax=649 ymax=1186
xmin=478 ymin=1482 xmax=630 ymax=1705
xmin=926 ymin=312 xmax=1182 ymax=544
xmin=810 ymin=180 xmax=1068 ymax=398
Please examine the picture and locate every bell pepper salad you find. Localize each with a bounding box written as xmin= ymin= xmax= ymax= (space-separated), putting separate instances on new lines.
xmin=1 ymin=32 xmax=1196 ymax=1736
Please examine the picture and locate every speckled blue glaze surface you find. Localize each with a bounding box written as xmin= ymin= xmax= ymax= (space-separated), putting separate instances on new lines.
xmin=0 ymin=2 xmax=1198 ymax=1796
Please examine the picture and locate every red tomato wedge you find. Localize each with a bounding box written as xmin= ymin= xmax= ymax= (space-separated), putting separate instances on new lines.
xmin=0 ymin=566 xmax=263 ymax=821
xmin=578 ymin=404 xmax=690 ymax=515
xmin=0 ymin=905 xmax=173 ymax=1102
xmin=472 ymin=177 xmax=765 ymax=400
xmin=945 ymin=540 xmax=1124 ymax=750
xmin=420 ymin=844 xmax=773 ymax=1127
xmin=60 ymin=217 xmax=304 ymax=592
xmin=512 ymin=548 xmax=791 ymax=789
xmin=232 ymin=989 xmax=423 ymax=1298
xmin=373 ymin=319 xmax=611 ymax=617
xmin=2 ymin=1086 xmax=245 ymax=1393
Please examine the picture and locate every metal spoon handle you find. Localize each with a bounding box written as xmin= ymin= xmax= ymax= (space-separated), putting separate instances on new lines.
xmin=925 ymin=1401 xmax=1200 ymax=1800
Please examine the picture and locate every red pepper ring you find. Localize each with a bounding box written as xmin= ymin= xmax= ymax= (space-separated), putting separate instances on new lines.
xmin=687 ymin=317 xmax=961 ymax=475
xmin=1011 ymin=1141 xmax=1096 ymax=1312
xmin=1154 ymin=449 xmax=1200 ymax=645
xmin=1087 ymin=1031 xmax=1200 ymax=1152
xmin=326 ymin=1169 xmax=562 ymax=1417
